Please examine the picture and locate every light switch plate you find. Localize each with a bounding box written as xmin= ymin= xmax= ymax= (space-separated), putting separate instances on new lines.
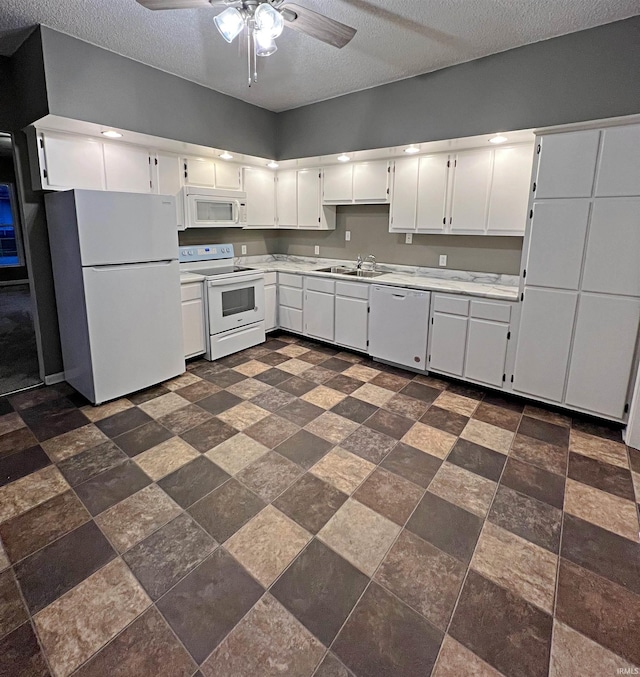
xmin=314 ymin=245 xmax=320 ymax=255
xmin=405 ymin=233 xmax=413 ymax=244
xmin=241 ymin=245 xmax=247 ymax=255
xmin=439 ymin=255 xmax=448 ymax=267
xmin=345 ymin=230 xmax=351 ymax=242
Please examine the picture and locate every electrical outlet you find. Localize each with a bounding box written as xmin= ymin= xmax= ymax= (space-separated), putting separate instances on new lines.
xmin=439 ymin=255 xmax=448 ymax=267
xmin=241 ymin=245 xmax=247 ymax=255
xmin=405 ymin=233 xmax=413 ymax=244
xmin=345 ymin=230 xmax=351 ymax=242
xmin=314 ymin=245 xmax=320 ymax=255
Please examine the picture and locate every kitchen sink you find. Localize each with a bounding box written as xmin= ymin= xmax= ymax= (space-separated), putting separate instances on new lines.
xmin=343 ymin=270 xmax=385 ymax=278
xmin=315 ymin=266 xmax=355 ymax=274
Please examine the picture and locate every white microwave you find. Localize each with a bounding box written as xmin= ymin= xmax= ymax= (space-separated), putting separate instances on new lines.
xmin=181 ymin=186 xmax=247 ymax=229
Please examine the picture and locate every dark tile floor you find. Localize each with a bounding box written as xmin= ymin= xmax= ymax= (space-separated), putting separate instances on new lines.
xmin=0 ymin=334 xmax=639 ymax=677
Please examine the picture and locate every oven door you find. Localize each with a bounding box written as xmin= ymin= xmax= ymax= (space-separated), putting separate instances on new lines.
xmin=207 ymin=274 xmax=265 ymax=334
xmin=187 ymin=195 xmax=240 ymax=228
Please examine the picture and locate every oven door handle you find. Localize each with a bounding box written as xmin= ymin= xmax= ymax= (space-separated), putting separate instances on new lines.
xmin=207 ymin=274 xmax=264 ymax=288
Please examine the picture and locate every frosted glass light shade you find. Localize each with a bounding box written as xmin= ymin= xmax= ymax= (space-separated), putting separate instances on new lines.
xmin=214 ymin=8 xmax=245 ymax=43
xmin=255 ymin=29 xmax=278 ymax=57
xmin=254 ymin=3 xmax=284 ymax=39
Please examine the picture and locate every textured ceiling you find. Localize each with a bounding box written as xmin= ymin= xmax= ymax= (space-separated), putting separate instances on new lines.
xmin=0 ymin=0 xmax=638 ymax=112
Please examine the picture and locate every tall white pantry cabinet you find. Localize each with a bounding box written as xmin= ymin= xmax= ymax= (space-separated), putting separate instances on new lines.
xmin=512 ymin=124 xmax=640 ymax=421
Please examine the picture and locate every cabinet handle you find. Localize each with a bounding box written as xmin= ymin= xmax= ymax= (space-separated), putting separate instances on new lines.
xmin=442 ymin=218 xmax=446 ymax=225
xmin=532 ymin=182 xmax=537 ymax=192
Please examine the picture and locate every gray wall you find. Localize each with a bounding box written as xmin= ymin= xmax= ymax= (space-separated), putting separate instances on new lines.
xmin=178 ymin=227 xmax=280 ymax=257
xmin=277 ymin=17 xmax=640 ymax=159
xmin=39 ymin=27 xmax=278 ymax=159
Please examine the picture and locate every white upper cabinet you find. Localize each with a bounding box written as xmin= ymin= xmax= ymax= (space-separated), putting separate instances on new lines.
xmin=416 ymin=154 xmax=450 ymax=232
xmin=40 ymin=132 xmax=106 ymax=190
xmin=353 ymin=162 xmax=390 ymax=203
xmin=323 ymin=164 xmax=353 ymax=203
xmin=103 ymin=143 xmax=152 ymax=194
xmin=276 ymin=169 xmax=297 ymax=228
xmin=155 ymin=152 xmax=183 ymax=197
xmin=323 ymin=162 xmax=390 ymax=204
xmin=449 ymin=149 xmax=492 ymax=233
xmin=297 ymin=169 xmax=322 ymax=228
xmin=487 ymin=145 xmax=534 ymax=234
xmin=534 ymin=130 xmax=600 ymax=198
xmin=525 ymin=200 xmax=590 ymax=290
xmin=183 ymin=157 xmax=216 ymax=187
xmin=595 ymin=124 xmax=640 ymax=197
xmin=215 ymin=161 xmax=242 ymax=190
xmin=389 ymin=157 xmax=419 ymax=232
xmin=243 ymin=167 xmax=276 ymax=228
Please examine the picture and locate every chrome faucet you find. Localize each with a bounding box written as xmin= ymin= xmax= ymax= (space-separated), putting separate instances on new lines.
xmin=363 ymin=254 xmax=377 ymax=272
xmin=356 ymin=254 xmax=363 ymax=269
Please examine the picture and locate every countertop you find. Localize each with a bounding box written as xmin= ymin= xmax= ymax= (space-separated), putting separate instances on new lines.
xmin=243 ymin=259 xmax=520 ymax=301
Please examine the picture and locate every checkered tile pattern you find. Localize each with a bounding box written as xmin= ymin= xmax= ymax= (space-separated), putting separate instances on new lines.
xmin=0 ymin=333 xmax=639 ymax=677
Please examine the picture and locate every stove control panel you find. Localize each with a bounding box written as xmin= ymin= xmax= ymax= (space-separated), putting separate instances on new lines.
xmin=179 ymin=244 xmax=235 ymax=263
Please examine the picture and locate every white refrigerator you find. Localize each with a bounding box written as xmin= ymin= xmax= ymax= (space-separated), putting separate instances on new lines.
xmin=46 ymin=190 xmax=185 ymax=404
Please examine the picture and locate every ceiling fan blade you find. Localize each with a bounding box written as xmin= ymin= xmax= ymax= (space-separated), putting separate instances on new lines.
xmin=135 ymin=0 xmax=212 ymax=10
xmin=280 ymin=3 xmax=356 ymax=49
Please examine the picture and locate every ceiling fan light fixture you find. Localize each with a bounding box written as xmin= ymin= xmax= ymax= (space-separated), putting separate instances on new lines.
xmin=219 ymin=151 xmax=234 ymax=160
xmin=254 ymin=3 xmax=285 ymax=39
xmin=337 ymin=153 xmax=351 ymax=163
xmin=214 ymin=7 xmax=245 ymax=43
xmin=255 ymin=29 xmax=278 ymax=57
xmin=267 ymin=161 xmax=279 ymax=169
xmin=489 ymin=134 xmax=508 ymax=144
xmin=404 ymin=145 xmax=420 ymax=154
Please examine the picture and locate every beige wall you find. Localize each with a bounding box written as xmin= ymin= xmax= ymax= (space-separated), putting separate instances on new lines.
xmin=177 ymin=205 xmax=523 ymax=275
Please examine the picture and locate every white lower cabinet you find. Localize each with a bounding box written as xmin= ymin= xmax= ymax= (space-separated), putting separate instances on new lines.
xmin=335 ymin=281 xmax=369 ymax=352
xmin=428 ymin=293 xmax=513 ymax=389
xmin=181 ymin=281 xmax=206 ymax=359
xmin=264 ymin=273 xmax=278 ymax=332
xmin=304 ymin=277 xmax=335 ymax=342
xmin=278 ymin=273 xmax=303 ymax=333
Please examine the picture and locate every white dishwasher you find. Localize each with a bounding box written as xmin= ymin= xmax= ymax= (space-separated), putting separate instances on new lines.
xmin=369 ymin=285 xmax=431 ymax=370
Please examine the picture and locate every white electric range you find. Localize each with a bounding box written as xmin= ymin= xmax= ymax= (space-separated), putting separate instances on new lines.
xmin=179 ymin=244 xmax=265 ymax=360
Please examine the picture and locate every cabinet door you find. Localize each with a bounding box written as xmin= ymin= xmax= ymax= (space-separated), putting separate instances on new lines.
xmin=390 ymin=158 xmax=418 ymax=232
xmin=565 ymin=294 xmax=640 ymax=419
xmin=449 ymin=150 xmax=492 ymax=233
xmin=264 ymin=284 xmax=278 ymax=331
xmin=416 ymin=155 xmax=449 ymax=232
xmin=581 ymin=198 xmax=640 ymax=297
xmin=487 ymin=145 xmax=534 ymax=234
xmin=182 ymin=298 xmax=205 ymax=358
xmin=429 ymin=312 xmax=468 ymax=376
xmin=104 ymin=144 xmax=151 ymax=193
xmin=465 ymin=319 xmax=509 ymax=388
xmin=535 ymin=131 xmax=600 ymax=198
xmin=215 ymin=162 xmax=242 ymax=190
xmin=335 ymin=296 xmax=368 ymax=351
xmin=353 ymin=162 xmax=389 ymax=202
xmin=305 ymin=290 xmax=335 ymax=342
xmin=156 ymin=153 xmax=182 ymax=196
xmin=513 ymin=288 xmax=578 ymax=402
xmin=323 ymin=164 xmax=353 ymax=203
xmin=41 ymin=133 xmax=105 ymax=190
xmin=243 ymin=167 xmax=276 ymax=228
xmin=595 ymin=125 xmax=640 ymax=197
xmin=184 ymin=157 xmax=216 ymax=187
xmin=276 ymin=170 xmax=298 ymax=228
xmin=297 ymin=170 xmax=321 ymax=228
xmin=525 ymin=200 xmax=590 ymax=290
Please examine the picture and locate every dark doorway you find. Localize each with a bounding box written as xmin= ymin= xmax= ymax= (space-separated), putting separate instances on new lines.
xmin=0 ymin=132 xmax=42 ymax=394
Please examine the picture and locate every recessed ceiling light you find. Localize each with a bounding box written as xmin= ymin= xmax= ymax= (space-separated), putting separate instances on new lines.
xmin=337 ymin=153 xmax=351 ymax=163
xmin=101 ymin=130 xmax=122 ymax=139
xmin=489 ymin=134 xmax=508 ymax=145
xmin=267 ymin=161 xmax=279 ymax=169
xmin=404 ymin=145 xmax=420 ymax=154
xmin=219 ymin=151 xmax=234 ymax=160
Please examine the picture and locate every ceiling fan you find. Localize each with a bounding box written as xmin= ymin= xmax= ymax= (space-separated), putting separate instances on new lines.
xmin=135 ymin=0 xmax=357 ymax=86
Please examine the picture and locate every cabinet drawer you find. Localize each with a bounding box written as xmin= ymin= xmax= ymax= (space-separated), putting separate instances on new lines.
xmin=181 ymin=282 xmax=203 ymax=302
xmin=305 ymin=276 xmax=335 ymax=294
xmin=279 ymin=286 xmax=303 ymax=309
xmin=279 ymin=273 xmax=303 ymax=288
xmin=264 ymin=272 xmax=277 ymax=286
xmin=433 ymin=294 xmax=469 ymax=316
xmin=279 ymin=306 xmax=303 ymax=333
xmin=336 ymin=281 xmax=369 ymax=300
xmin=470 ymin=300 xmax=511 ymax=323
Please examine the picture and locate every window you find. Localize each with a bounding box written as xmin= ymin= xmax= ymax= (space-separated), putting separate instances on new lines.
xmin=0 ymin=184 xmax=21 ymax=267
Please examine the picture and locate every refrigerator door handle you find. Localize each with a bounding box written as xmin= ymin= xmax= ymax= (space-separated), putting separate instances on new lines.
xmin=88 ymin=261 xmax=175 ymax=272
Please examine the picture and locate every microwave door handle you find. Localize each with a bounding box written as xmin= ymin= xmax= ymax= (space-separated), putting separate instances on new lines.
xmin=233 ymin=201 xmax=239 ymax=224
